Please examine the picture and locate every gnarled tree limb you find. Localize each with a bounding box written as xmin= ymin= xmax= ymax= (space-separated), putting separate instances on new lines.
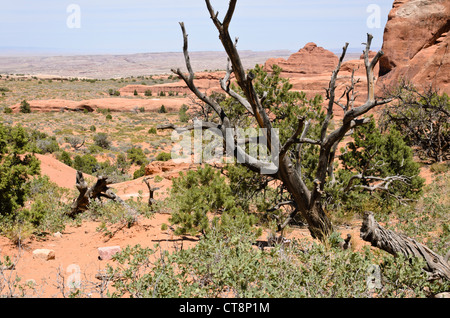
xmin=360 ymin=211 xmax=450 ymax=281
xmin=68 ymin=171 xmax=139 ymax=223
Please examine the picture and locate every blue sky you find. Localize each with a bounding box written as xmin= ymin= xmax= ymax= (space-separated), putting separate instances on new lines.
xmin=0 ymin=0 xmax=394 ymax=55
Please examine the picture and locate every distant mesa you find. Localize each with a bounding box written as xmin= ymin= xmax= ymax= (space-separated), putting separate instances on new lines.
xmin=118 ymin=71 xmax=228 ymax=97
xmin=9 ymin=97 xmax=189 ymax=113
xmin=264 ymin=42 xmax=339 ymax=75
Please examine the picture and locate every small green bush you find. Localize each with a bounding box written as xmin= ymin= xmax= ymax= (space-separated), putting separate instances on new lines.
xmin=133 ymin=164 xmax=146 ymax=179
xmin=35 ymin=138 xmax=60 ymax=154
xmin=19 ymin=100 xmax=31 ymax=113
xmin=59 ymin=151 xmax=72 ymax=166
xmin=127 ymin=146 xmax=148 ymax=166
xmin=93 ymin=133 xmax=111 ymax=149
xmin=158 ymin=105 xmax=167 ymax=113
xmin=178 ymin=104 xmax=189 ymax=123
xmin=73 ymin=154 xmax=99 ymax=174
xmin=155 ymin=152 xmax=171 ymax=162
xmin=167 ymin=165 xmax=258 ymax=236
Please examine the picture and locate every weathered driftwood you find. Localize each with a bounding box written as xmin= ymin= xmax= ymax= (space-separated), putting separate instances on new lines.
xmin=68 ymin=171 xmax=139 ymax=222
xmin=360 ymin=211 xmax=450 ymax=281
xmin=143 ymin=177 xmax=160 ymax=208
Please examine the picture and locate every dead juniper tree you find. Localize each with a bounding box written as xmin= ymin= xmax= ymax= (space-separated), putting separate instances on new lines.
xmin=160 ymin=0 xmax=392 ymax=241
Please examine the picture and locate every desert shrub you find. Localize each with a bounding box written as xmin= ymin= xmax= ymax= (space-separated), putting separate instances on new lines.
xmin=133 ymin=89 xmax=138 ymax=96
xmin=155 ymin=152 xmax=171 ymax=162
xmin=326 ymin=118 xmax=424 ymax=219
xmin=93 ymin=133 xmax=111 ymax=149
xmin=154 ymin=175 xmax=163 ymax=183
xmin=148 ymin=127 xmax=157 ymax=134
xmin=24 ymin=176 xmax=71 ymax=234
xmin=167 ymin=165 xmax=259 ymax=237
xmin=0 ymin=124 xmax=40 ymax=243
xmin=89 ymin=125 xmax=96 ymax=132
xmin=19 ymin=100 xmax=31 ymax=113
xmin=59 ymin=151 xmax=72 ymax=166
xmin=106 ymin=114 xmax=113 ymax=120
xmin=84 ymin=195 xmax=153 ymax=238
xmin=158 ymin=105 xmax=167 ymax=113
xmin=0 ymin=124 xmax=40 ymax=219
xmin=3 ymin=107 xmax=12 ymax=114
xmin=381 ymin=83 xmax=450 ymax=163
xmin=106 ymin=220 xmax=447 ymax=298
xmin=388 ymin=172 xmax=450 ymax=256
xmin=73 ymin=154 xmax=99 ymax=174
xmin=178 ymin=104 xmax=189 ymax=123
xmin=116 ymin=152 xmax=130 ymax=173
xmin=64 ymin=135 xmax=84 ymax=150
xmin=87 ymin=144 xmax=103 ymax=154
xmin=126 ymin=146 xmax=148 ymax=166
xmin=133 ymin=164 xmax=146 ymax=179
xmin=144 ymin=90 xmax=152 ymax=97
xmin=35 ymin=137 xmax=60 ymax=154
xmin=108 ymin=89 xmax=120 ymax=96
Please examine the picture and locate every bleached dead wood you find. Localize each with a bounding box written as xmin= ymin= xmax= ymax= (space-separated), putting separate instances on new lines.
xmin=360 ymin=211 xmax=450 ymax=281
xmin=68 ymin=171 xmax=139 ymax=222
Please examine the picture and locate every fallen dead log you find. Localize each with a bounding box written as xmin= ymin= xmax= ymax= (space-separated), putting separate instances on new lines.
xmin=360 ymin=211 xmax=450 ymax=281
xmin=68 ymin=171 xmax=139 ymax=222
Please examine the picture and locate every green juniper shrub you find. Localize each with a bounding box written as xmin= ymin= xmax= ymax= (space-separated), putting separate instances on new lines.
xmin=126 ymin=146 xmax=148 ymax=166
xmin=158 ymin=105 xmax=167 ymax=113
xmin=133 ymin=164 xmax=146 ymax=179
xmin=167 ymin=165 xmax=259 ymax=237
xmin=0 ymin=123 xmax=40 ymax=243
xmin=155 ymin=152 xmax=171 ymax=162
xmin=0 ymin=123 xmax=40 ymax=219
xmin=19 ymin=100 xmax=31 ymax=113
xmin=326 ymin=118 xmax=424 ymax=220
xmin=59 ymin=150 xmax=73 ymax=166
xmin=178 ymin=104 xmax=189 ymax=123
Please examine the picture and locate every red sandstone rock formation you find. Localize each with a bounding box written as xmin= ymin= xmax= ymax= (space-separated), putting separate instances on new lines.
xmin=119 ymin=71 xmax=227 ymax=97
xmin=10 ymin=97 xmax=190 ymax=113
xmin=378 ymin=0 xmax=450 ymax=92
xmin=264 ymin=42 xmax=339 ymax=75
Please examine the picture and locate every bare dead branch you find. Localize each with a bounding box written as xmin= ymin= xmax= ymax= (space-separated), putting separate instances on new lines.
xmin=68 ymin=171 xmax=139 ymax=222
xmin=361 ymin=211 xmax=450 ymax=281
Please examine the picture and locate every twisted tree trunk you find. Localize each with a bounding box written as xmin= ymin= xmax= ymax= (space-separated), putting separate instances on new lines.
xmin=68 ymin=171 xmax=139 ymax=222
xmin=360 ymin=211 xmax=450 ymax=281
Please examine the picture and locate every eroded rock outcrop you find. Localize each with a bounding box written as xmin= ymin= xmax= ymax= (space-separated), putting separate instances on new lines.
xmin=10 ymin=97 xmax=189 ymax=113
xmin=264 ymin=42 xmax=339 ymax=75
xmin=378 ymin=0 xmax=450 ymax=92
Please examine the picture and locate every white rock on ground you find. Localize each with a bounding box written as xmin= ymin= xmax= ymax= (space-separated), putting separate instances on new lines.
xmin=98 ymin=246 xmax=121 ymax=261
xmin=32 ymin=249 xmax=55 ymax=261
